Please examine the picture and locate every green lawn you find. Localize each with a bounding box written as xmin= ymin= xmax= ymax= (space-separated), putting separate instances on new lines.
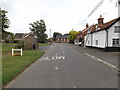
xmin=2 ymin=43 xmax=17 ymax=52
xmin=2 ymin=43 xmax=44 ymax=85
xmin=39 ymin=43 xmax=51 ymax=46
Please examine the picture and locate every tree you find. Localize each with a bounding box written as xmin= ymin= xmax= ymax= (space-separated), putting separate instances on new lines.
xmin=53 ymin=32 xmax=62 ymax=41
xmin=68 ymin=30 xmax=80 ymax=44
xmin=1 ymin=10 xmax=10 ymax=32
xmin=29 ymin=19 xmax=48 ymax=43
xmin=0 ymin=9 xmax=13 ymax=40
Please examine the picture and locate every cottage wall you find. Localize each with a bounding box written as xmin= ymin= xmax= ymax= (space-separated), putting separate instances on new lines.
xmin=92 ymin=30 xmax=106 ymax=48
xmin=84 ymin=34 xmax=92 ymax=47
xmin=85 ymin=20 xmax=120 ymax=48
xmin=108 ymin=21 xmax=120 ymax=47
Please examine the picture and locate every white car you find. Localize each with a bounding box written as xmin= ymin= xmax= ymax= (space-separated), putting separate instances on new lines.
xmin=79 ymin=42 xmax=82 ymax=46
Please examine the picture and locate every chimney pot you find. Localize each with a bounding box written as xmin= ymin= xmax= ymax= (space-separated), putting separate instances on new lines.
xmin=86 ymin=23 xmax=89 ymax=28
xmin=98 ymin=15 xmax=104 ymax=25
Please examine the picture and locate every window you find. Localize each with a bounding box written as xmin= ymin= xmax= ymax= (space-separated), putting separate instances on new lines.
xmin=88 ymin=41 xmax=89 ymax=44
xmin=96 ymin=40 xmax=98 ymax=45
xmin=113 ymin=39 xmax=120 ymax=46
xmin=114 ymin=26 xmax=120 ymax=33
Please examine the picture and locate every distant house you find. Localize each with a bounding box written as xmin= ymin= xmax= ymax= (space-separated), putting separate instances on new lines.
xmin=56 ymin=34 xmax=69 ymax=43
xmin=14 ymin=33 xmax=39 ymax=49
xmin=14 ymin=33 xmax=29 ymax=41
xmin=74 ymin=31 xmax=83 ymax=45
xmin=24 ymin=33 xmax=39 ymax=49
xmin=2 ymin=33 xmax=14 ymax=43
xmin=83 ymin=16 xmax=120 ymax=51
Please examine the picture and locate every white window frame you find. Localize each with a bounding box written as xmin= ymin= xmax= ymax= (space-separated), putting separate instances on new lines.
xmin=112 ymin=38 xmax=120 ymax=47
xmin=114 ymin=26 xmax=120 ymax=33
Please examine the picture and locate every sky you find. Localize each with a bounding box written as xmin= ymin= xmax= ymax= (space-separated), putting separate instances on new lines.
xmin=0 ymin=0 xmax=118 ymax=37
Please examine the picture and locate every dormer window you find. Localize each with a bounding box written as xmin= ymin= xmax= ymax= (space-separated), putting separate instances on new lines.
xmin=114 ymin=26 xmax=120 ymax=33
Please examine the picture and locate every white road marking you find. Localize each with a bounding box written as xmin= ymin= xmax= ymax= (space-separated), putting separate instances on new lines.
xmin=55 ymin=66 xmax=59 ymax=70
xmin=74 ymin=86 xmax=76 ymax=88
xmin=6 ymin=80 xmax=16 ymax=88
xmin=40 ymin=56 xmax=65 ymax=61
xmin=84 ymin=53 xmax=120 ymax=72
xmin=63 ymin=51 xmax=65 ymax=54
xmin=26 ymin=67 xmax=30 ymax=71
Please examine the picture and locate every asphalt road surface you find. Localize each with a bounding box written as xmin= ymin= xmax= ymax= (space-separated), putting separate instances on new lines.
xmin=7 ymin=43 xmax=118 ymax=88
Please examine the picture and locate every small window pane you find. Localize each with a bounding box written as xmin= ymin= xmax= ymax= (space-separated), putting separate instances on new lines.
xmin=114 ymin=26 xmax=120 ymax=33
xmin=96 ymin=40 xmax=98 ymax=45
xmin=112 ymin=38 xmax=120 ymax=46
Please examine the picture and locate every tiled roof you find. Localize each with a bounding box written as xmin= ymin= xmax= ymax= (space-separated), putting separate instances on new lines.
xmin=82 ymin=17 xmax=120 ymax=36
xmin=15 ymin=33 xmax=29 ymax=39
xmin=56 ymin=35 xmax=68 ymax=39
xmin=98 ymin=17 xmax=118 ymax=30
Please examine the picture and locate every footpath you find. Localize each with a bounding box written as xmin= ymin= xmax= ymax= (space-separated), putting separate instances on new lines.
xmin=68 ymin=44 xmax=119 ymax=68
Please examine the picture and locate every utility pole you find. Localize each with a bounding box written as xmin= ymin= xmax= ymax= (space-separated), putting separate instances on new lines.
xmin=50 ymin=29 xmax=52 ymax=45
xmin=50 ymin=29 xmax=51 ymax=38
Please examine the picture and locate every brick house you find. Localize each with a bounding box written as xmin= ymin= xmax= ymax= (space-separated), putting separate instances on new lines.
xmin=14 ymin=33 xmax=39 ymax=49
xmin=56 ymin=34 xmax=69 ymax=43
xmin=23 ymin=33 xmax=39 ymax=49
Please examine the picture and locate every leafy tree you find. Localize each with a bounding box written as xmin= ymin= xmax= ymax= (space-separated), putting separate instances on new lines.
xmin=68 ymin=30 xmax=80 ymax=44
xmin=0 ymin=9 xmax=13 ymax=40
xmin=1 ymin=10 xmax=10 ymax=32
xmin=29 ymin=19 xmax=48 ymax=43
xmin=53 ymin=32 xmax=62 ymax=41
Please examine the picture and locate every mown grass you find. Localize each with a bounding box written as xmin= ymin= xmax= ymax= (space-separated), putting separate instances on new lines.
xmin=39 ymin=43 xmax=51 ymax=46
xmin=2 ymin=43 xmax=44 ymax=85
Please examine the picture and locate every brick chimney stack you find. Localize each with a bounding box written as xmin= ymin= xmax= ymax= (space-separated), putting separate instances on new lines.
xmin=86 ymin=23 xmax=89 ymax=28
xmin=98 ymin=15 xmax=104 ymax=25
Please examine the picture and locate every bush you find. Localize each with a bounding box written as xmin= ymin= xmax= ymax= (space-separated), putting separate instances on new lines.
xmin=13 ymin=40 xmax=19 ymax=43
xmin=5 ymin=40 xmax=9 ymax=43
xmin=15 ymin=43 xmax=24 ymax=49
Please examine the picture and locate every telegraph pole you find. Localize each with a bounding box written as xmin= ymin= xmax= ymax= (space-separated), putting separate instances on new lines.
xmin=50 ymin=29 xmax=52 ymax=45
xmin=50 ymin=29 xmax=51 ymax=38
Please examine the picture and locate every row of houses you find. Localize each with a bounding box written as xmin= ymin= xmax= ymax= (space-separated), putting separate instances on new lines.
xmin=75 ymin=15 xmax=120 ymax=52
xmin=56 ymin=34 xmax=69 ymax=43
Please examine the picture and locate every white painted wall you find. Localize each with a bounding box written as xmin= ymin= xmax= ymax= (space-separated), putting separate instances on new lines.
xmin=85 ymin=19 xmax=120 ymax=48
xmin=84 ymin=34 xmax=92 ymax=47
xmin=108 ymin=20 xmax=120 ymax=47
xmin=85 ymin=30 xmax=106 ymax=48
xmin=92 ymin=30 xmax=106 ymax=48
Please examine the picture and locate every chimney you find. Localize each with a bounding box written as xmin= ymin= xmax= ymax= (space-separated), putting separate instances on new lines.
xmin=98 ymin=15 xmax=104 ymax=25
xmin=86 ymin=23 xmax=89 ymax=28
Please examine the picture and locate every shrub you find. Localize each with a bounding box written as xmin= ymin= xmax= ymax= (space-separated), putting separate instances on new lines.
xmin=5 ymin=40 xmax=9 ymax=43
xmin=15 ymin=43 xmax=24 ymax=49
xmin=13 ymin=40 xmax=19 ymax=43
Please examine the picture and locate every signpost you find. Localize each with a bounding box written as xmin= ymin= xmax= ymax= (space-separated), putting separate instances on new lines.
xmin=12 ymin=48 xmax=22 ymax=56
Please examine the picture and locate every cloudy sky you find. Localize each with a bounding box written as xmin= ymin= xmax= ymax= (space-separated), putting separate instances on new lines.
xmin=0 ymin=0 xmax=118 ymax=37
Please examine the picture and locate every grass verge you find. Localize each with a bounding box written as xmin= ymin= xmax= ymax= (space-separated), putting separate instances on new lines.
xmin=39 ymin=43 xmax=51 ymax=46
xmin=2 ymin=49 xmax=44 ymax=85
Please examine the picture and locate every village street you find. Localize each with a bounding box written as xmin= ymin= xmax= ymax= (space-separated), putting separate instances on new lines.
xmin=7 ymin=43 xmax=118 ymax=88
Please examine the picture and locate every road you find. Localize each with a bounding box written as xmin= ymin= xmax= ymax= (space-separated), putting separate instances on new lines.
xmin=7 ymin=43 xmax=118 ymax=88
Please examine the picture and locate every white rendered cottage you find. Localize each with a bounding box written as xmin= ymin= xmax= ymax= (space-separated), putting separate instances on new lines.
xmin=84 ymin=16 xmax=120 ymax=52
